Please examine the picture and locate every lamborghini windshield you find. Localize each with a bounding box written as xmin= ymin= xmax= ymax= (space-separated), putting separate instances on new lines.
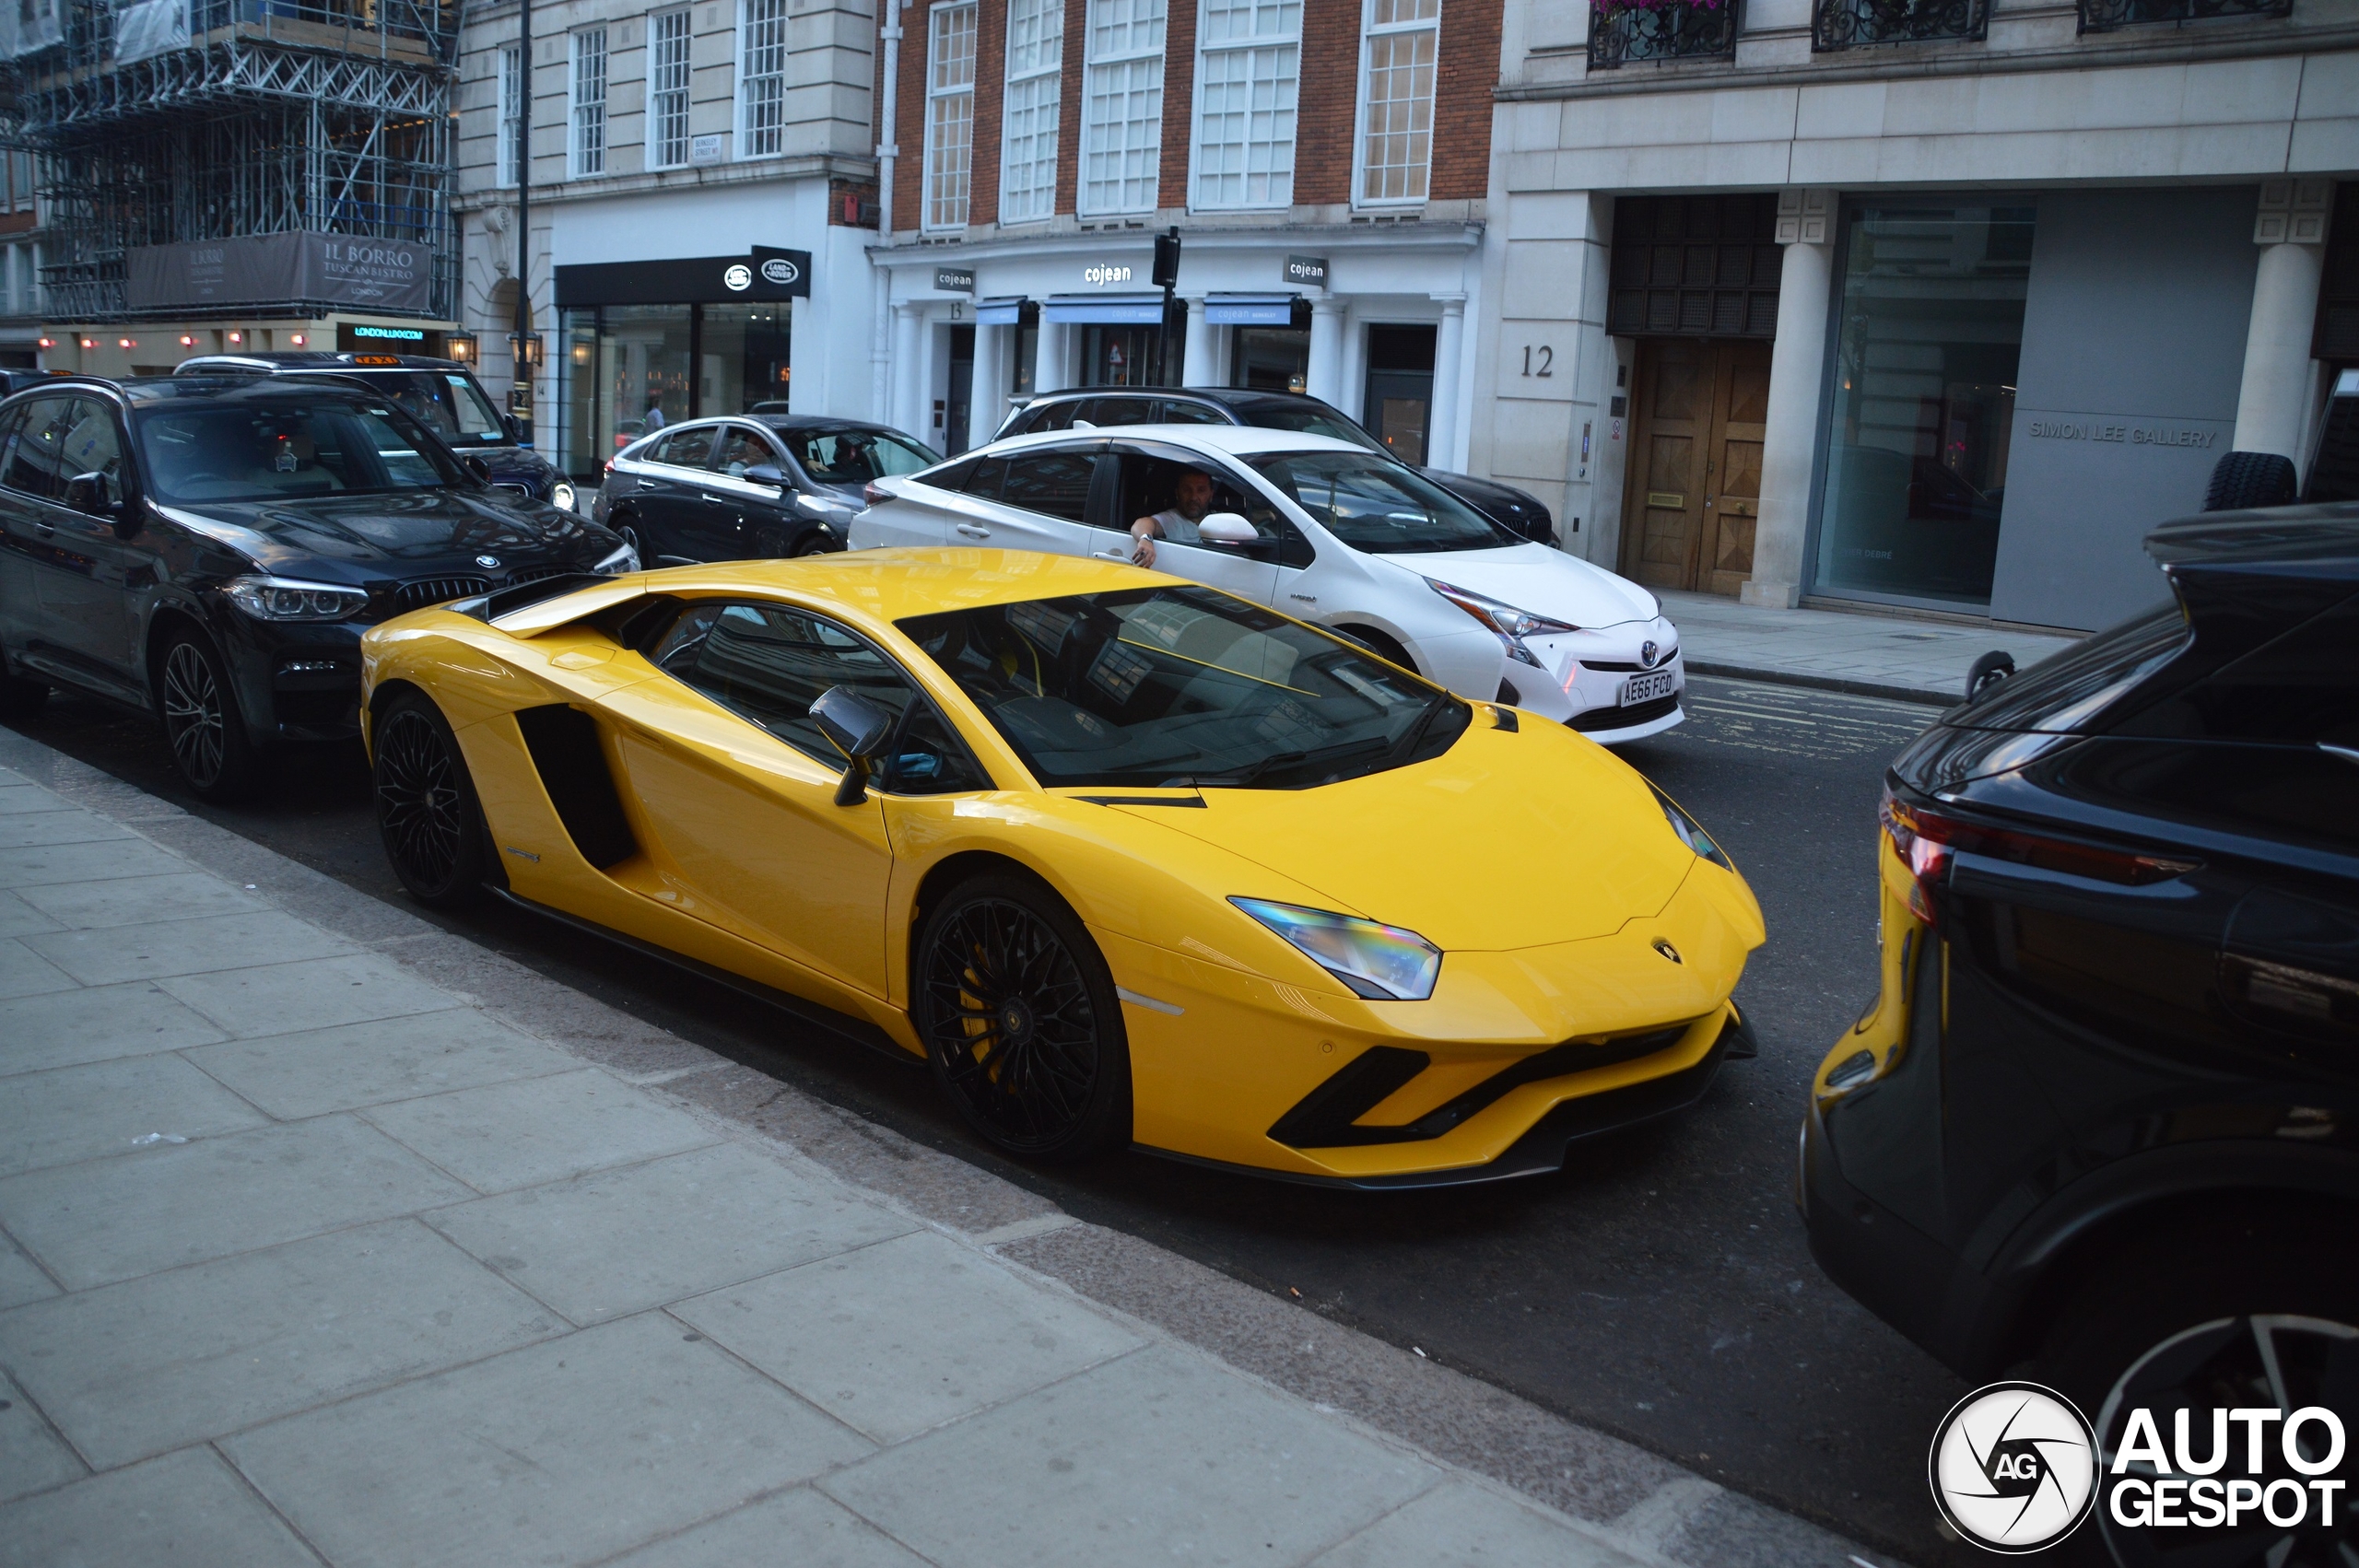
xmin=898 ymin=585 xmax=1468 ymax=789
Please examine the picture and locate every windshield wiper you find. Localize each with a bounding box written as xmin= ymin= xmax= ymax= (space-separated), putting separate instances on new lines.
xmin=1187 ymin=735 xmax=1392 ymax=790
xmin=1384 ymin=688 xmax=1457 ymax=766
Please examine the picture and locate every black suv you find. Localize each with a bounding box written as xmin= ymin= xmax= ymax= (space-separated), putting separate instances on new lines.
xmin=594 ymin=412 xmax=937 ymax=565
xmin=993 ymin=387 xmax=1556 ymax=544
xmin=0 ymin=375 xmax=632 ymax=799
xmin=174 ymin=351 xmax=575 ymax=510
xmin=1802 ymin=507 xmax=2357 ymax=1550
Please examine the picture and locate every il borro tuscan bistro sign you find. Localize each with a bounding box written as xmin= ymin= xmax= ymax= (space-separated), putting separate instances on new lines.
xmin=126 ymin=234 xmax=434 ymax=314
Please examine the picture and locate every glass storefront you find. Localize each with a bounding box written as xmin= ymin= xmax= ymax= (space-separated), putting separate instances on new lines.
xmin=1233 ymin=327 xmax=1309 ymax=392
xmin=556 ymin=302 xmax=792 ymax=480
xmin=1813 ymin=205 xmax=2034 ymax=608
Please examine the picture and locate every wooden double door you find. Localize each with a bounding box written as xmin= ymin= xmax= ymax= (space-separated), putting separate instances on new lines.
xmin=1618 ymin=338 xmax=1769 ymax=597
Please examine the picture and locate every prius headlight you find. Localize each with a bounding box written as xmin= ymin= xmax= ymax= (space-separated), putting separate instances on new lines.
xmin=1231 ymin=898 xmax=1442 ymax=1001
xmin=222 ymin=576 xmax=370 ymax=622
xmin=592 ymin=539 xmax=640 ymax=575
xmin=1425 ymin=579 xmax=1577 ymax=667
xmin=1651 ymin=784 xmax=1732 ymax=870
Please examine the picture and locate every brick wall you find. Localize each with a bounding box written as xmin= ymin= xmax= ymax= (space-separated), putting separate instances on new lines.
xmin=880 ymin=0 xmax=1501 ymax=235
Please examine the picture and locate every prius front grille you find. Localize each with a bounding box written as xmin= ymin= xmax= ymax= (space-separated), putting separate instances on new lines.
xmin=395 ymin=576 xmax=494 ymax=613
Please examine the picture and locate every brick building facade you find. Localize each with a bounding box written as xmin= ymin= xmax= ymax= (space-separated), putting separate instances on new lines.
xmin=870 ymin=0 xmax=1502 ymax=470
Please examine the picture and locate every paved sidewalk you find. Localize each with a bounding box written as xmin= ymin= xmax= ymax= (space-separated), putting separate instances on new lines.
xmin=0 ymin=736 xmax=1907 ymax=1568
xmin=1661 ymin=591 xmax=2085 ymax=708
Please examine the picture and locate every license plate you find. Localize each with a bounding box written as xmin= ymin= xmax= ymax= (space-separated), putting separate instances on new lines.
xmin=1623 ymin=670 xmax=1676 ymax=706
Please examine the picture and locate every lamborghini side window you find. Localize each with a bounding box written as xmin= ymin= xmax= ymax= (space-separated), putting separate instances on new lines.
xmin=882 ymin=697 xmax=992 ymax=795
xmin=654 ymin=601 xmax=917 ymax=766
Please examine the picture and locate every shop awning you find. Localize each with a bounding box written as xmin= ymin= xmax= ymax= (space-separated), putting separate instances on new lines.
xmin=1204 ymin=293 xmax=1298 ymax=326
xmin=1042 ymin=293 xmax=1167 ymax=325
xmin=975 ymin=296 xmax=1027 ymax=326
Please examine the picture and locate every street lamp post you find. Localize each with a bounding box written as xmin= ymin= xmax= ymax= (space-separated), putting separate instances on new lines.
xmin=512 ymin=0 xmax=534 ymax=442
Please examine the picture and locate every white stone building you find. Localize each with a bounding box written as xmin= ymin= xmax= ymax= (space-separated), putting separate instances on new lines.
xmin=1472 ymin=0 xmax=2357 ymax=628
xmin=455 ymin=0 xmax=882 ymax=480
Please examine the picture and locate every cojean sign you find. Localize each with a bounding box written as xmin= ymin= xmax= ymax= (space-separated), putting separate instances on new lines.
xmin=934 ymin=267 xmax=976 ymax=294
xmin=1284 ymin=253 xmax=1329 ymax=288
xmin=1084 ymin=263 xmax=1133 ymax=286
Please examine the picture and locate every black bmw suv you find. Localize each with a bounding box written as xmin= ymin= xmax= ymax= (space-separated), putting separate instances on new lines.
xmin=1802 ymin=507 xmax=2357 ymax=1558
xmin=0 ymin=375 xmax=632 ymax=799
xmin=174 ymin=351 xmax=577 ymax=510
xmin=992 ymin=386 xmax=1558 ymax=544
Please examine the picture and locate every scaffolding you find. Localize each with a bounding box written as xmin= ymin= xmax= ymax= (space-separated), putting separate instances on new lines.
xmin=4 ymin=0 xmax=459 ymax=322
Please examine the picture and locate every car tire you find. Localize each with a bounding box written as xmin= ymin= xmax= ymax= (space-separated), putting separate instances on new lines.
xmin=790 ymin=531 xmax=838 ymax=557
xmin=912 ymin=872 xmax=1133 ymax=1162
xmin=1333 ymin=624 xmax=1417 ymax=674
xmin=613 ymin=517 xmax=646 ymax=561
xmin=371 ymin=689 xmax=489 ymax=907
xmin=155 ymin=630 xmax=260 ymax=802
xmin=2037 ymin=1206 xmax=2359 ymax=1566
xmin=2202 ymin=450 xmax=2298 ymax=512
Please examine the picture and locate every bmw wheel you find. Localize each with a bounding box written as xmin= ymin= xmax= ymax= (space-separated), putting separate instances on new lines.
xmin=372 ymin=691 xmax=487 ymax=906
xmin=156 ymin=632 xmax=258 ymax=802
xmin=914 ymin=873 xmax=1131 ymax=1161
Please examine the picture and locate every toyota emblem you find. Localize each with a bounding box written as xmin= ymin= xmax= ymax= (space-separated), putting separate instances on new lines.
xmin=1639 ymin=640 xmax=1660 ymax=669
xmin=475 ymin=555 xmax=502 ymax=568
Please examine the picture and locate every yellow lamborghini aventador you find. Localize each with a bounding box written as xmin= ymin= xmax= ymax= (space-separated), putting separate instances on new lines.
xmin=359 ymin=549 xmax=1764 ymax=1187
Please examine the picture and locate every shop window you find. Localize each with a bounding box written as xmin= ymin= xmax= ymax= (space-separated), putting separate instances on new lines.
xmin=1813 ymin=205 xmax=2034 ymax=609
xmin=647 ymin=9 xmax=693 ymax=170
xmin=1357 ymin=0 xmax=1436 ymax=205
xmin=739 ymin=0 xmax=790 ymax=158
xmin=1232 ymin=326 xmax=1308 ymax=393
xmin=2315 ymin=182 xmax=2359 ymax=363
xmin=1608 ymin=194 xmax=1781 ymax=339
xmin=701 ymin=304 xmax=792 ymax=415
xmin=1193 ymin=0 xmax=1299 ymax=211
xmin=570 ymin=29 xmax=606 ymax=178
xmin=924 ymin=2 xmax=977 ymax=229
xmin=1081 ymin=0 xmax=1165 ymax=216
xmin=1001 ymin=0 xmax=1062 ymax=223
xmin=495 ymin=44 xmax=522 ymax=186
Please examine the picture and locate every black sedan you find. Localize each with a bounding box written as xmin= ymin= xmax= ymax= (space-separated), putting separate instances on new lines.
xmin=175 ymin=351 xmax=578 ymax=510
xmin=0 ymin=374 xmax=632 ymax=799
xmin=593 ymin=413 xmax=937 ymax=566
xmin=992 ymin=386 xmax=1558 ymax=544
xmin=1801 ymin=506 xmax=2357 ymax=1558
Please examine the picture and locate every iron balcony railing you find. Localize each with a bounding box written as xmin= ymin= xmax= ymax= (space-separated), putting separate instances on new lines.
xmin=1813 ymin=0 xmax=1987 ymax=48
xmin=1588 ymin=0 xmax=1740 ymax=67
xmin=2078 ymin=0 xmax=2290 ymax=29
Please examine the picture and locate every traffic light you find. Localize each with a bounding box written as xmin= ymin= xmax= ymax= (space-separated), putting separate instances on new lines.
xmin=1152 ymin=227 xmax=1181 ymax=289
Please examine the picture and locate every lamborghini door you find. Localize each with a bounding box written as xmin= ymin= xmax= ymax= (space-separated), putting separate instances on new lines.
xmin=599 ymin=599 xmax=915 ymax=997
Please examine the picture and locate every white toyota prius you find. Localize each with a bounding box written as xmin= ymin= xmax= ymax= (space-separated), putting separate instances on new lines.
xmin=850 ymin=425 xmax=1684 ymax=741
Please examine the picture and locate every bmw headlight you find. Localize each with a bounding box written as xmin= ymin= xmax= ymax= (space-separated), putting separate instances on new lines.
xmin=592 ymin=539 xmax=640 ymax=575
xmin=222 ymin=576 xmax=370 ymax=622
xmin=1231 ymin=897 xmax=1442 ymax=1001
xmin=1650 ymin=784 xmax=1732 ymax=870
xmin=1426 ymin=579 xmax=1578 ymax=668
xmin=551 ymin=479 xmax=578 ymax=512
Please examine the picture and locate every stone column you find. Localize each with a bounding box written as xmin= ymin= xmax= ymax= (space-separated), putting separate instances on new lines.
xmin=1034 ymin=319 xmax=1069 ymax=394
xmin=1428 ymin=294 xmax=1467 ymax=471
xmin=1743 ymin=189 xmax=1836 ymax=611
xmin=2233 ymin=180 xmax=2335 ymax=462
xmin=1181 ymin=298 xmax=1216 ymax=388
xmin=1307 ymin=296 xmax=1344 ymax=404
xmin=968 ymin=322 xmax=1004 ymax=451
xmin=892 ymin=302 xmax=924 ymax=440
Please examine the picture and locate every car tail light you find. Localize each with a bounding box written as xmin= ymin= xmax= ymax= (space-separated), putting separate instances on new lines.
xmin=602 ymin=459 xmax=614 ymax=479
xmin=863 ymin=481 xmax=891 ymax=506
xmin=1880 ymin=787 xmax=2196 ymax=924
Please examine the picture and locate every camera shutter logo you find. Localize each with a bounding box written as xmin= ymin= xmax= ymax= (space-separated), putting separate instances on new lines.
xmin=760 ymin=257 xmax=799 ymax=286
xmin=1930 ymin=1382 xmax=2098 ymax=1552
xmin=723 ymin=263 xmax=753 ymax=292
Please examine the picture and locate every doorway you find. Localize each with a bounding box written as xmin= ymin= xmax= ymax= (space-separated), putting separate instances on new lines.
xmin=1363 ymin=324 xmax=1437 ymax=465
xmin=1618 ymin=338 xmax=1769 ymax=596
xmin=945 ymin=325 xmax=975 ymax=455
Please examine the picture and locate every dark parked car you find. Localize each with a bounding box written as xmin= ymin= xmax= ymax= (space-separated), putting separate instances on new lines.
xmin=0 ymin=374 xmax=633 ymax=799
xmin=174 ymin=351 xmax=578 ymax=511
xmin=992 ymin=387 xmax=1557 ymax=544
xmin=594 ymin=413 xmax=938 ymax=566
xmin=1801 ymin=506 xmax=2357 ymax=1547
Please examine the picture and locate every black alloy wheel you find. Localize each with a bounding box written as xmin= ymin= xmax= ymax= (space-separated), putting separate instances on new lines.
xmin=615 ymin=520 xmax=645 ymax=560
xmin=372 ymin=692 xmax=487 ymax=906
xmin=157 ymin=633 xmax=258 ymax=801
xmin=2095 ymin=1316 xmax=2358 ymax=1568
xmin=791 ymin=531 xmax=838 ymax=557
xmin=915 ymin=874 xmax=1130 ymax=1161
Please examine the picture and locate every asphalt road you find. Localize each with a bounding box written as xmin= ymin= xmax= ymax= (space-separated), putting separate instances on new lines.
xmin=4 ymin=673 xmax=1977 ymax=1564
